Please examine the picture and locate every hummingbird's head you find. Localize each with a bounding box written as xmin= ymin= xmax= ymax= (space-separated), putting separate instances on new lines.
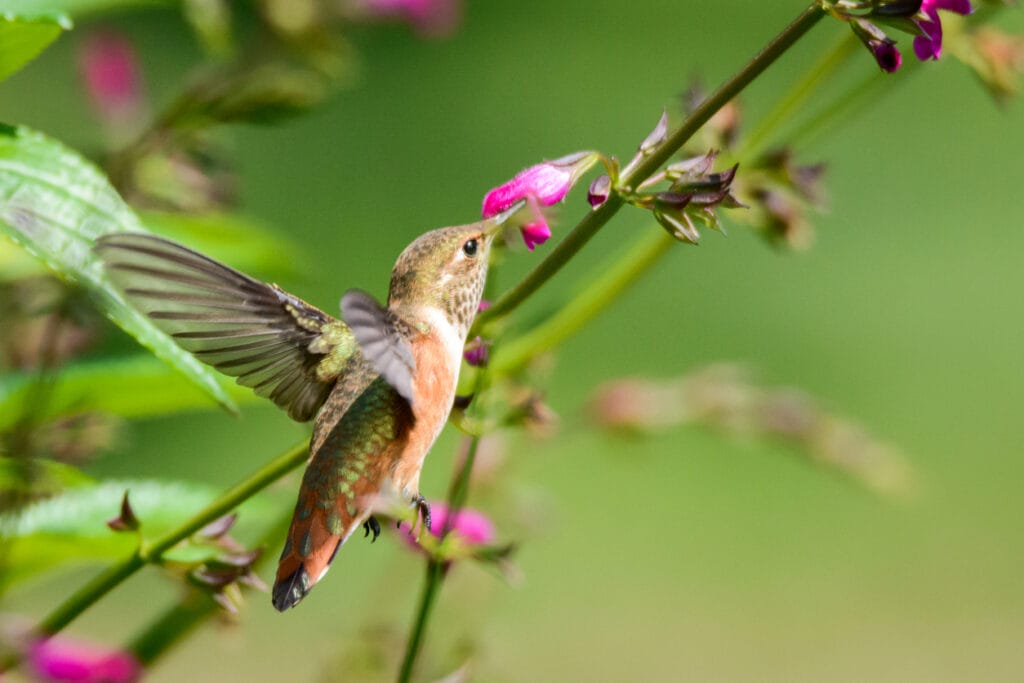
xmin=387 ymin=212 xmax=511 ymax=336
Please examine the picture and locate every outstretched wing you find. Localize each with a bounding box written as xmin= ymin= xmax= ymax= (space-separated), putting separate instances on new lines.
xmin=95 ymin=232 xmax=356 ymax=421
xmin=340 ymin=289 xmax=416 ymax=406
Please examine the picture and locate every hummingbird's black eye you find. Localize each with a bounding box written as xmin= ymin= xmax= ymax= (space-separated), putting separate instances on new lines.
xmin=462 ymin=239 xmax=479 ymax=257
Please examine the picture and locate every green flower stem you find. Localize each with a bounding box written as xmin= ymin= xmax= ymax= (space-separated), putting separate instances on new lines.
xmin=741 ymin=31 xmax=858 ymax=160
xmin=490 ymin=229 xmax=675 ymax=376
xmin=396 ymin=436 xmax=481 ymax=683
xmin=472 ymin=2 xmax=826 ymax=335
xmin=0 ymin=439 xmax=308 ymax=674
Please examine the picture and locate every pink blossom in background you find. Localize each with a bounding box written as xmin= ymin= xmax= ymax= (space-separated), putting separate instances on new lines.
xmin=398 ymin=501 xmax=496 ymax=551
xmin=28 ymin=636 xmax=141 ymax=683
xmin=78 ymin=30 xmax=143 ymax=123
xmin=463 ymin=335 xmax=490 ymax=367
xmin=914 ymin=0 xmax=973 ymax=61
xmin=361 ymin=0 xmax=462 ymax=38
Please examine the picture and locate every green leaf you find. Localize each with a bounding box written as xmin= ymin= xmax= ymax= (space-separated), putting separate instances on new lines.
xmin=0 ymin=16 xmax=67 ymax=85
xmin=0 ymin=456 xmax=95 ymax=492
xmin=0 ymin=124 xmax=238 ymax=412
xmin=0 ymin=0 xmax=168 ymax=21
xmin=0 ymin=479 xmax=282 ymax=590
xmin=0 ymin=355 xmax=260 ymax=432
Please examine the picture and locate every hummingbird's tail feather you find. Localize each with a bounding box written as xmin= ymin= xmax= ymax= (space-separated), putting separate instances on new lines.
xmin=272 ymin=492 xmax=369 ymax=612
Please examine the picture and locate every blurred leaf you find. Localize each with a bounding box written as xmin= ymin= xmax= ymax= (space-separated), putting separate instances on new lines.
xmin=0 ymin=237 xmax=44 ymax=279
xmin=0 ymin=355 xmax=261 ymax=432
xmin=0 ymin=16 xmax=67 ymax=84
xmin=0 ymin=479 xmax=282 ymax=590
xmin=0 ymin=455 xmax=95 ymax=490
xmin=141 ymin=210 xmax=303 ymax=279
xmin=0 ymin=124 xmax=238 ymax=412
xmin=0 ymin=0 xmax=168 ymax=20
xmin=173 ymin=62 xmax=333 ymax=128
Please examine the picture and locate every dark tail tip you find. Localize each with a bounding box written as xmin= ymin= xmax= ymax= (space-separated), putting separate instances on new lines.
xmin=272 ymin=566 xmax=311 ymax=612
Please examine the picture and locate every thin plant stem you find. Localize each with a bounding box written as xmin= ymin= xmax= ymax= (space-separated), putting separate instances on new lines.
xmin=0 ymin=440 xmax=309 ymax=673
xmin=396 ymin=436 xmax=481 ymax=683
xmin=472 ymin=2 xmax=826 ymax=335
xmin=741 ymin=31 xmax=858 ymax=160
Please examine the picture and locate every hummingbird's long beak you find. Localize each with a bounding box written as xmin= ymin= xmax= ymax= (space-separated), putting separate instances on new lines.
xmin=484 ymin=199 xmax=527 ymax=236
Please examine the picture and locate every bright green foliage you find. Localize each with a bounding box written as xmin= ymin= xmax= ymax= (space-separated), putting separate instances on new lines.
xmin=0 ymin=356 xmax=262 ymax=431
xmin=0 ymin=125 xmax=238 ymax=412
xmin=0 ymin=16 xmax=66 ymax=85
xmin=0 ymin=479 xmax=281 ymax=590
xmin=0 ymin=0 xmax=165 ymax=21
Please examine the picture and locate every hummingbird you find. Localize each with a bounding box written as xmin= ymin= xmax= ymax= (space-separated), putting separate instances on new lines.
xmin=95 ymin=208 xmax=516 ymax=611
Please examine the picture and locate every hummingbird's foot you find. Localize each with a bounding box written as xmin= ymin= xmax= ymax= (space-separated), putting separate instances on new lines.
xmin=414 ymin=494 xmax=432 ymax=537
xmin=362 ymin=516 xmax=381 ymax=543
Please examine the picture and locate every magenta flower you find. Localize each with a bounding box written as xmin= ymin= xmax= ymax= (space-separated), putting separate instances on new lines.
xmin=78 ymin=30 xmax=143 ymax=124
xmin=481 ymin=152 xmax=598 ymax=250
xmin=28 ymin=636 xmax=141 ymax=683
xmin=914 ymin=0 xmax=973 ymax=61
xmin=398 ymin=501 xmax=496 ymax=550
xmin=462 ymin=335 xmax=490 ymax=367
xmin=482 ymin=152 xmax=597 ymax=218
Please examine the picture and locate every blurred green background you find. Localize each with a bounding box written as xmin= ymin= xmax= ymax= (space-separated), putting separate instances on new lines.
xmin=3 ymin=1 xmax=1023 ymax=681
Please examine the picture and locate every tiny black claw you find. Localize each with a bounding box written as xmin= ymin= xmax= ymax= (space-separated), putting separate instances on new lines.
xmin=414 ymin=494 xmax=432 ymax=534
xmin=367 ymin=515 xmax=381 ymax=543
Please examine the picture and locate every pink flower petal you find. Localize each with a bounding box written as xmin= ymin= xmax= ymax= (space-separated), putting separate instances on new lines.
xmin=520 ymin=221 xmax=552 ymax=251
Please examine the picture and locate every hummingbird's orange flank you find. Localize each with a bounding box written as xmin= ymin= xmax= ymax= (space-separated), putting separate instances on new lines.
xmin=95 ymin=210 xmax=516 ymax=611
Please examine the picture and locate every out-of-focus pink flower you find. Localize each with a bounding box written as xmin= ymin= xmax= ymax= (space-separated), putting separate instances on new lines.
xmin=914 ymin=0 xmax=973 ymax=61
xmin=78 ymin=30 xmax=143 ymax=124
xmin=477 ymin=299 xmax=491 ymax=312
xmin=28 ymin=636 xmax=141 ymax=683
xmin=398 ymin=501 xmax=495 ymax=550
xmin=360 ymin=0 xmax=462 ymax=38
xmin=462 ymin=335 xmax=489 ymax=367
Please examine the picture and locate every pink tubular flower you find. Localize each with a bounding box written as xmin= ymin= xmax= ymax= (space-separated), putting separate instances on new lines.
xmin=914 ymin=0 xmax=973 ymax=61
xmin=399 ymin=501 xmax=495 ymax=550
xmin=481 ymin=152 xmax=598 ymax=250
xmin=28 ymin=637 xmax=141 ymax=683
xmin=78 ymin=30 xmax=143 ymax=124
xmin=481 ymin=152 xmax=598 ymax=218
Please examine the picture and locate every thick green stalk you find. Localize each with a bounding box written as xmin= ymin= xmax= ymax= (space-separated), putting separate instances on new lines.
xmin=0 ymin=440 xmax=309 ymax=674
xmin=472 ymin=2 xmax=826 ymax=335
